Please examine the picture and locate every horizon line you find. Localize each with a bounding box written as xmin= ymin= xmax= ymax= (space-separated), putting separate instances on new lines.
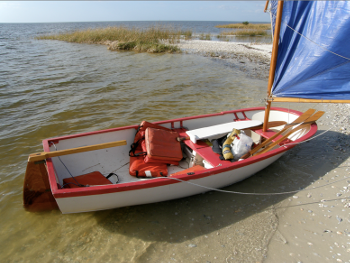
xmin=0 ymin=20 xmax=270 ymax=24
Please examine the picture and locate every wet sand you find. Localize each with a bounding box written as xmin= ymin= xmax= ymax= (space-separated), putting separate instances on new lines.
xmin=175 ymin=40 xmax=350 ymax=263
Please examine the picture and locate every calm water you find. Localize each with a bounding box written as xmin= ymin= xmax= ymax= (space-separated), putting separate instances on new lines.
xmin=0 ymin=21 xmax=298 ymax=262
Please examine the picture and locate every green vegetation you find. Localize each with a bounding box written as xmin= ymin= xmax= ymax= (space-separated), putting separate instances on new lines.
xmin=219 ymin=29 xmax=268 ymax=37
xmin=216 ymin=23 xmax=270 ymax=38
xmin=36 ymin=26 xmax=190 ymax=53
xmin=216 ymin=35 xmax=229 ymax=42
xmin=215 ymin=23 xmax=270 ymax=30
xmin=181 ymin=30 xmax=192 ymax=40
xmin=199 ymin=33 xmax=211 ymax=40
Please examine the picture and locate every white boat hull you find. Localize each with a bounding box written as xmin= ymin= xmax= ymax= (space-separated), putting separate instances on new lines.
xmin=57 ymin=152 xmax=284 ymax=214
xmin=24 ymin=107 xmax=318 ymax=214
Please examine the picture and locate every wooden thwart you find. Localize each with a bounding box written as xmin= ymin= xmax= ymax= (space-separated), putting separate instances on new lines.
xmin=176 ymin=121 xmax=287 ymax=142
xmin=28 ymin=140 xmax=127 ymax=163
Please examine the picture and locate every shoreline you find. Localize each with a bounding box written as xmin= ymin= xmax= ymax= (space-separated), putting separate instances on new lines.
xmin=176 ymin=39 xmax=272 ymax=63
xmin=177 ymin=39 xmax=350 ymax=262
xmin=175 ymin=39 xmax=272 ymax=79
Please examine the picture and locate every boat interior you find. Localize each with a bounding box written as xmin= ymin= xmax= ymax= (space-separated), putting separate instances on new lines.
xmin=46 ymin=108 xmax=308 ymax=189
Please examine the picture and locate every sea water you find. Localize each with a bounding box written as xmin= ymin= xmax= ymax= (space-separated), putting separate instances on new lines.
xmin=0 ymin=22 xmax=295 ymax=262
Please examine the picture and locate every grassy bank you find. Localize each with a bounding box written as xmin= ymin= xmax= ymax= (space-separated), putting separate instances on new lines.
xmin=220 ymin=29 xmax=268 ymax=37
xmin=215 ymin=23 xmax=270 ymax=30
xmin=36 ymin=26 xmax=191 ymax=53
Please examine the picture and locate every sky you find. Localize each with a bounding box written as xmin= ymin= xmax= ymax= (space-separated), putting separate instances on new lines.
xmin=0 ymin=1 xmax=270 ymax=23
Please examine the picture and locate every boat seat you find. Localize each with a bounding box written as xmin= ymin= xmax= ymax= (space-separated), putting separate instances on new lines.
xmin=174 ymin=124 xmax=292 ymax=168
xmin=185 ymin=120 xmax=262 ymax=143
xmin=63 ymin=171 xmax=112 ymax=188
xmin=174 ymin=128 xmax=230 ymax=168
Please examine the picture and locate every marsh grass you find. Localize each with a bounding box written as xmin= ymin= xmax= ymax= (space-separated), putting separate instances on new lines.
xmin=199 ymin=33 xmax=211 ymax=40
xmin=215 ymin=23 xmax=270 ymax=30
xmin=219 ymin=29 xmax=268 ymax=37
xmin=181 ymin=30 xmax=192 ymax=40
xmin=36 ymin=26 xmax=189 ymax=53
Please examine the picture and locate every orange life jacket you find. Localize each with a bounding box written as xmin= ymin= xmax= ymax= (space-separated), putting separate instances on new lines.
xmin=143 ymin=127 xmax=183 ymax=165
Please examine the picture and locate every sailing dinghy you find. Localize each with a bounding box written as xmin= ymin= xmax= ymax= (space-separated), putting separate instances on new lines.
xmin=23 ymin=1 xmax=350 ymax=214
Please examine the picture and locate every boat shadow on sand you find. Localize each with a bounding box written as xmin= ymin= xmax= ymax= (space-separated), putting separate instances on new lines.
xmin=94 ymin=130 xmax=350 ymax=243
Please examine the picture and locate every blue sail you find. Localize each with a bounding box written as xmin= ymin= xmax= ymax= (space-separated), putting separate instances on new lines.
xmin=270 ymin=1 xmax=350 ymax=100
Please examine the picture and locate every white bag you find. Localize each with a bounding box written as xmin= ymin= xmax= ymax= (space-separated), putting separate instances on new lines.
xmin=230 ymin=131 xmax=254 ymax=160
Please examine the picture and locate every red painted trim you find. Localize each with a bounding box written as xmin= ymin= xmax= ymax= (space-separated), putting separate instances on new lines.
xmin=241 ymin=112 xmax=249 ymax=120
xmin=43 ymin=140 xmax=60 ymax=194
xmin=45 ymin=106 xmax=300 ymax=144
xmin=43 ymin=107 xmax=312 ymax=199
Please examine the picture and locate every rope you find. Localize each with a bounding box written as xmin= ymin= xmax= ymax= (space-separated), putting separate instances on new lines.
xmin=282 ymin=110 xmax=350 ymax=146
xmin=157 ymin=174 xmax=350 ymax=196
xmin=52 ymin=142 xmax=84 ymax=186
xmin=268 ymin=9 xmax=350 ymax=61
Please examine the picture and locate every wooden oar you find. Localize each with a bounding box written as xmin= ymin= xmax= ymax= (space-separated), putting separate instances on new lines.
xmin=28 ymin=140 xmax=127 ymax=163
xmin=254 ymin=111 xmax=325 ymax=156
xmin=241 ymin=108 xmax=316 ymax=159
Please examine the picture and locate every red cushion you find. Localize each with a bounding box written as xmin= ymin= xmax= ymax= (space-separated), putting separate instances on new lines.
xmin=63 ymin=171 xmax=111 ymax=188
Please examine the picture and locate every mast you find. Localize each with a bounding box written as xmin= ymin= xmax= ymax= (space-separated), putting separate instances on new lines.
xmin=263 ymin=0 xmax=284 ymax=132
xmin=264 ymin=0 xmax=269 ymax=12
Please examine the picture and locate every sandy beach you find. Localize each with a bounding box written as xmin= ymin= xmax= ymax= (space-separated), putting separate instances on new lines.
xmin=176 ymin=40 xmax=273 ymax=80
xmin=177 ymin=39 xmax=272 ymax=62
xmin=175 ymin=40 xmax=350 ymax=263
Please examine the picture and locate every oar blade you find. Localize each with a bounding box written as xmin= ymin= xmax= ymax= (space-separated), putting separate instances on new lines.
xmin=256 ymin=111 xmax=325 ymax=155
xmin=242 ymin=108 xmax=317 ymax=159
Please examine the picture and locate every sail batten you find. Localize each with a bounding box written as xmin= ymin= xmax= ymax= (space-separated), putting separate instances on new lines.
xmin=269 ymin=1 xmax=350 ymax=100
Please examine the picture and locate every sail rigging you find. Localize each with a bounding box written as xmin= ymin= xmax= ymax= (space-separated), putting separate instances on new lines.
xmin=268 ymin=1 xmax=350 ymax=102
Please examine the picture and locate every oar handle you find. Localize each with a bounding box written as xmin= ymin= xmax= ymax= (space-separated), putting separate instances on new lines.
xmin=242 ymin=109 xmax=316 ymax=159
xmin=254 ymin=111 xmax=324 ymax=156
xmin=28 ymin=140 xmax=127 ymax=162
